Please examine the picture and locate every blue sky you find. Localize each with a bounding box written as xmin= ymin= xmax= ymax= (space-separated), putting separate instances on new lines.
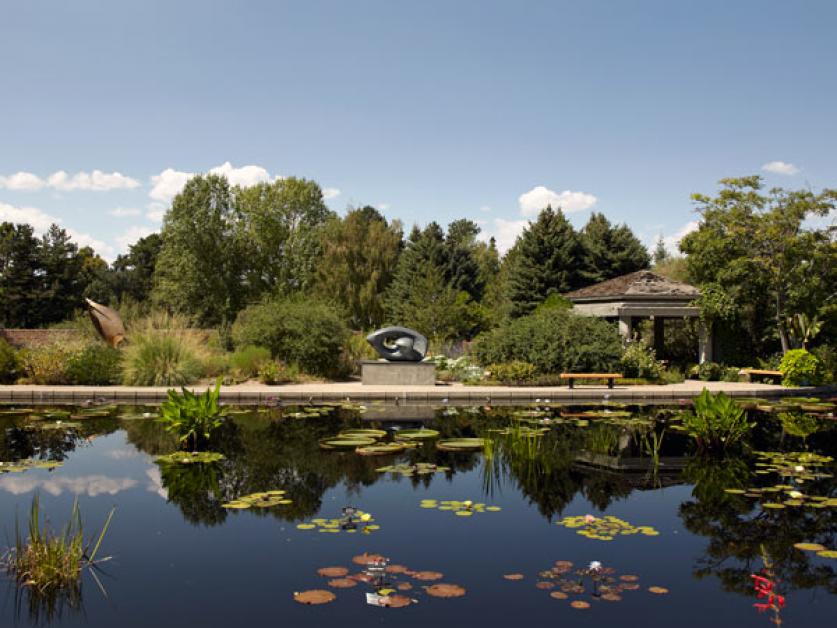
xmin=1 ymin=0 xmax=834 ymax=260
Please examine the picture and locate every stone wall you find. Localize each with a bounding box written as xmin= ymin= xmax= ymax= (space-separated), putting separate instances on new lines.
xmin=0 ymin=329 xmax=84 ymax=348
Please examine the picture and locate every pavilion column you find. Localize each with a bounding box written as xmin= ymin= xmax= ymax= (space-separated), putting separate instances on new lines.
xmin=653 ymin=316 xmax=665 ymax=355
xmin=618 ymin=314 xmax=632 ymax=341
xmin=698 ymin=323 xmax=713 ymax=364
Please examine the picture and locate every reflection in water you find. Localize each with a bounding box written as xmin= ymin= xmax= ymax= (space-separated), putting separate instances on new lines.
xmin=0 ymin=401 xmax=835 ymax=626
xmin=0 ymin=474 xmax=138 ymax=496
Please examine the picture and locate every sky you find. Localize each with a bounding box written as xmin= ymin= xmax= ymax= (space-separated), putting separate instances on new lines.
xmin=1 ymin=0 xmax=835 ymax=261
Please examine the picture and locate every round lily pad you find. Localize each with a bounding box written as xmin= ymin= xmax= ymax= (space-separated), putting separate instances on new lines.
xmin=436 ymin=438 xmax=485 ymax=452
xmin=815 ymin=549 xmax=837 ymax=558
xmin=383 ymin=594 xmax=412 ymax=608
xmin=328 ymin=578 xmax=357 ymax=589
xmin=320 ymin=437 xmax=377 ymax=450
xmin=317 ymin=566 xmax=349 ymax=577
xmin=503 ymin=574 xmax=524 ymax=580
xmin=338 ymin=429 xmax=387 ymax=439
xmin=648 ymin=586 xmax=669 ymax=594
xmin=425 ymin=583 xmax=466 ymax=598
xmin=549 ymin=591 xmax=568 ymax=600
xmin=413 ymin=571 xmax=443 ymax=581
xmin=294 ymin=590 xmax=336 ymax=605
xmin=395 ymin=429 xmax=440 ymax=440
xmin=355 ymin=443 xmax=407 ymax=456
xmin=570 ymin=600 xmax=591 ymax=609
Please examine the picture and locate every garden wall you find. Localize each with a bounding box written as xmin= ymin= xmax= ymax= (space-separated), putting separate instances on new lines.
xmin=0 ymin=329 xmax=83 ymax=348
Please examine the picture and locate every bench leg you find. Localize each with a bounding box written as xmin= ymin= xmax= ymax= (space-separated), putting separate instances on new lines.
xmin=568 ymin=379 xmax=574 ymax=389
xmin=608 ymin=378 xmax=614 ymax=389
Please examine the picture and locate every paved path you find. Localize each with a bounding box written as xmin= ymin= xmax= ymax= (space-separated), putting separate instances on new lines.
xmin=1 ymin=380 xmax=832 ymax=405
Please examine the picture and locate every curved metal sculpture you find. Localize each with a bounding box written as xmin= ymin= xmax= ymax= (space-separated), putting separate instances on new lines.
xmin=85 ymin=298 xmax=126 ymax=348
xmin=366 ymin=327 xmax=428 ymax=362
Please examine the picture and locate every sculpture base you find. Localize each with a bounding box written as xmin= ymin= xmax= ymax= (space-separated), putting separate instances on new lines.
xmin=361 ymin=361 xmax=436 ymax=386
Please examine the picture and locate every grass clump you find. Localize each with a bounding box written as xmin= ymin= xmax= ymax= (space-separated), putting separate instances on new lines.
xmin=4 ymin=494 xmax=114 ymax=595
xmin=121 ymin=313 xmax=214 ymax=386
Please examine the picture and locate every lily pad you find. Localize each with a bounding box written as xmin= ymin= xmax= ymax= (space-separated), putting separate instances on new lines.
xmin=648 ymin=586 xmax=669 ymax=594
xmin=319 ymin=437 xmax=377 ymax=450
xmin=425 ymin=583 xmax=466 ymax=598
xmin=816 ymin=550 xmax=837 ymax=558
xmin=328 ymin=578 xmax=357 ymax=589
xmin=317 ymin=566 xmax=349 ymax=577
xmin=355 ymin=443 xmax=407 ymax=456
xmin=395 ymin=429 xmax=440 ymax=440
xmin=793 ymin=543 xmax=826 ymax=552
xmin=570 ymin=600 xmax=591 ymax=609
xmin=549 ymin=591 xmax=569 ymax=600
xmin=155 ymin=452 xmax=225 ymax=464
xmin=413 ymin=571 xmax=444 ymax=581
xmin=436 ymin=438 xmax=485 ymax=452
xmin=503 ymin=573 xmax=524 ymax=580
xmin=293 ymin=590 xmax=336 ymax=605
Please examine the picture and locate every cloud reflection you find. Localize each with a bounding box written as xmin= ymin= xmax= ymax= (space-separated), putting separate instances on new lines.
xmin=0 ymin=474 xmax=138 ymax=497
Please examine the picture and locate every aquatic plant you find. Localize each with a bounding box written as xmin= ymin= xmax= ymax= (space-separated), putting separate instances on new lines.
xmin=3 ymin=494 xmax=114 ymax=594
xmin=419 ymin=499 xmax=501 ymax=516
xmin=678 ymin=389 xmax=754 ymax=452
xmin=155 ymin=451 xmax=225 ymax=464
xmin=554 ymin=514 xmax=659 ymax=540
xmin=159 ymin=379 xmax=227 ymax=450
xmin=0 ymin=459 xmax=63 ymax=474
xmin=376 ymin=463 xmax=449 ymax=477
xmin=778 ymin=411 xmax=822 ymax=440
xmin=751 ymin=546 xmax=785 ymax=624
xmin=296 ymin=510 xmax=379 ymax=533
xmin=222 ymin=490 xmax=292 ymax=509
xmin=436 ymin=438 xmax=485 ymax=452
xmin=779 ymin=349 xmax=825 ymax=386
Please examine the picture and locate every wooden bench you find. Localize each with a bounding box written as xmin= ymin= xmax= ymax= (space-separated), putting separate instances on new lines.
xmin=559 ymin=373 xmax=623 ymax=389
xmin=738 ymin=368 xmax=783 ymax=383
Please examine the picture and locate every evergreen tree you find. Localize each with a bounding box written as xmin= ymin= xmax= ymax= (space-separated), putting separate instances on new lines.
xmin=385 ymin=222 xmax=447 ymax=324
xmin=0 ymin=222 xmax=41 ymax=327
xmin=580 ymin=212 xmax=650 ymax=284
xmin=505 ymin=206 xmax=584 ymax=317
xmin=653 ymin=236 xmax=669 ymax=265
xmin=111 ymin=233 xmax=163 ymax=304
xmin=444 ymin=219 xmax=485 ymax=300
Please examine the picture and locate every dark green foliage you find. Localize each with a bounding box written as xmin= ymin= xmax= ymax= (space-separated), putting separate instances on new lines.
xmin=779 ymin=349 xmax=825 ymax=386
xmin=159 ymin=380 xmax=227 ymax=451
xmin=472 ymin=310 xmax=622 ymax=374
xmin=64 ymin=343 xmax=122 ymax=385
xmin=0 ymin=223 xmax=112 ymax=328
xmin=680 ymin=389 xmax=754 ymax=452
xmin=505 ymin=207 xmax=584 ymax=317
xmin=232 ymin=298 xmax=349 ymax=376
xmin=810 ymin=345 xmax=836 ymax=383
xmin=693 ymin=361 xmax=725 ymax=381
xmin=653 ymin=236 xmax=669 ymax=265
xmin=111 ymin=233 xmax=163 ymax=304
xmin=0 ymin=337 xmax=18 ymax=383
xmin=580 ymin=212 xmax=650 ymax=284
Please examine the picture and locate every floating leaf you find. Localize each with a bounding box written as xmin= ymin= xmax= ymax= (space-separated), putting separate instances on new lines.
xmin=413 ymin=571 xmax=444 ymax=581
xmin=156 ymin=452 xmax=224 ymax=465
xmin=436 ymin=438 xmax=485 ymax=452
xmin=425 ymin=583 xmax=466 ymax=598
xmin=355 ymin=443 xmax=407 ymax=456
xmin=328 ymin=578 xmax=357 ymax=588
xmin=395 ymin=429 xmax=440 ymax=440
xmin=383 ymin=594 xmax=412 ymax=608
xmin=648 ymin=586 xmax=669 ymax=594
xmin=549 ymin=591 xmax=568 ymax=600
xmin=503 ymin=574 xmax=524 ymax=580
xmin=570 ymin=601 xmax=591 ymax=609
xmin=317 ymin=567 xmax=349 ymax=577
xmin=793 ymin=542 xmax=827 ymax=552
xmin=293 ymin=590 xmax=336 ymax=605
xmin=556 ymin=515 xmax=658 ymax=540
xmin=815 ymin=550 xmax=837 ymax=558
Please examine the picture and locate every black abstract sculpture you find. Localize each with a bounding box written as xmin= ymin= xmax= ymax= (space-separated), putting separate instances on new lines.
xmin=366 ymin=327 xmax=428 ymax=362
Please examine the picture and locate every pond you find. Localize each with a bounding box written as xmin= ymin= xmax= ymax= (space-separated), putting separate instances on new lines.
xmin=0 ymin=399 xmax=835 ymax=627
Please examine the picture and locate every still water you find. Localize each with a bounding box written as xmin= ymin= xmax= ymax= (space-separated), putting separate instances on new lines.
xmin=0 ymin=401 xmax=835 ymax=627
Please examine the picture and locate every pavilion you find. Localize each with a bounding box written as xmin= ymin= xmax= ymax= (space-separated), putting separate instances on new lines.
xmin=565 ymin=270 xmax=712 ymax=363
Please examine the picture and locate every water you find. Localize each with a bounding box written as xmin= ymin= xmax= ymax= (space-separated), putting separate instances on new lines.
xmin=0 ymin=402 xmax=835 ymax=627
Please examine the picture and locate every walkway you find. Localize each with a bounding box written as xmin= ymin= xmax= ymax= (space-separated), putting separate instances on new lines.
xmin=1 ymin=380 xmax=832 ymax=405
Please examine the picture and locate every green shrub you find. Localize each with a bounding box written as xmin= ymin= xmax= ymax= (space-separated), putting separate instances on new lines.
xmin=779 ymin=349 xmax=825 ymax=386
xmin=620 ymin=342 xmax=662 ymax=379
xmin=0 ymin=338 xmax=19 ymax=384
xmin=18 ymin=342 xmax=81 ymax=384
xmin=659 ymin=367 xmax=685 ymax=384
xmin=65 ymin=343 xmax=122 ymax=385
xmin=228 ymin=345 xmax=271 ymax=379
xmin=232 ymin=298 xmax=349 ymax=377
xmin=340 ymin=332 xmax=378 ymax=377
xmin=159 ymin=379 xmax=227 ymax=450
xmin=691 ymin=361 xmax=725 ymax=381
xmin=680 ymin=389 xmax=754 ymax=452
xmin=486 ymin=361 xmax=537 ymax=384
xmin=472 ymin=310 xmax=622 ymax=374
xmin=721 ymin=366 xmax=742 ymax=383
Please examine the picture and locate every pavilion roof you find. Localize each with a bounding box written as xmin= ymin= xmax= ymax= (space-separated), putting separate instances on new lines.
xmin=565 ymin=270 xmax=700 ymax=301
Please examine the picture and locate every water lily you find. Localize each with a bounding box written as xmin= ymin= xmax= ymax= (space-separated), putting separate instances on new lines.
xmin=794 ymin=465 xmax=804 ymax=472
xmin=584 ymin=514 xmax=597 ymax=523
xmin=788 ymin=490 xmax=803 ymax=499
xmin=588 ymin=561 xmax=602 ymax=571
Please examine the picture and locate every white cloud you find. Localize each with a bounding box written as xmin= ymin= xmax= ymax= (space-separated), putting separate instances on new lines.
xmin=518 ymin=185 xmax=597 ymax=216
xmin=761 ymin=161 xmax=799 ymax=176
xmin=322 ymin=187 xmax=341 ymax=200
xmin=377 ymin=203 xmax=390 ymax=211
xmin=0 ymin=170 xmax=140 ymax=191
xmin=208 ymin=161 xmax=272 ymax=187
xmin=116 ymin=225 xmax=155 ymax=254
xmin=0 ymin=201 xmax=60 ymax=231
xmin=479 ymin=205 xmax=492 ymax=213
xmin=478 ymin=218 xmax=529 ymax=254
xmin=47 ymin=169 xmax=140 ymax=191
xmin=660 ymin=220 xmax=699 ymax=255
xmin=0 ymin=474 xmax=138 ymax=497
xmin=149 ymin=167 xmax=193 ymax=202
xmin=109 ymin=207 xmax=142 ymax=217
xmin=68 ymin=229 xmax=115 ymax=260
xmin=0 ymin=171 xmax=46 ymax=190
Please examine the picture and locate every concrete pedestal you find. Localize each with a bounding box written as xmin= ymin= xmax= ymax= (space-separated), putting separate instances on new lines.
xmin=361 ymin=360 xmax=436 ymax=386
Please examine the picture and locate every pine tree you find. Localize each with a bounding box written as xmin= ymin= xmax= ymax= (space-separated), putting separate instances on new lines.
xmin=653 ymin=236 xmax=669 ymax=265
xmin=580 ymin=212 xmax=650 ymax=284
xmin=506 ymin=206 xmax=585 ymax=317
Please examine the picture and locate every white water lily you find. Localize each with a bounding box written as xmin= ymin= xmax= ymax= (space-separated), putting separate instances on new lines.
xmin=589 ymin=561 xmax=602 ymax=571
xmin=788 ymin=490 xmax=804 ymax=499
xmin=794 ymin=465 xmax=805 ymax=472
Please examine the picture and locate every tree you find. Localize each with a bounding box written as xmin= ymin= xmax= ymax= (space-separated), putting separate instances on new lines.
xmin=0 ymin=222 xmax=41 ymax=327
xmin=681 ymin=176 xmax=837 ymax=354
xmin=111 ymin=233 xmax=163 ymax=304
xmin=653 ymin=236 xmax=669 ymax=265
xmin=505 ymin=206 xmax=585 ymax=317
xmin=153 ymin=174 xmax=245 ymax=337
xmin=580 ymin=212 xmax=650 ymax=284
xmin=444 ymin=219 xmax=485 ymax=301
xmin=235 ymin=177 xmax=333 ymax=297
xmin=314 ymin=207 xmax=402 ymax=329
